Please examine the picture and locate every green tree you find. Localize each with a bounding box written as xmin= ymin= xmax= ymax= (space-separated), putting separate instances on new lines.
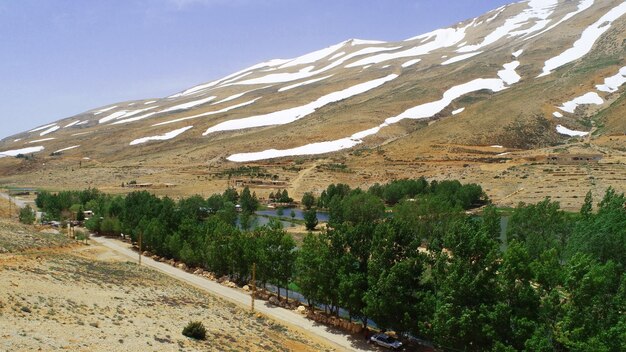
xmin=556 ymin=254 xmax=625 ymax=351
xmin=239 ymin=211 xmax=252 ymax=230
xmin=206 ymin=194 xmax=224 ymax=213
xmin=481 ymin=205 xmax=501 ymax=242
xmin=431 ymin=220 xmax=502 ymax=351
xmin=568 ymin=188 xmax=626 ymax=266
xmin=204 ymin=218 xmax=238 ymax=276
xmin=19 ymin=205 xmax=35 ymax=224
xmin=295 ymin=232 xmax=337 ymax=308
xmin=365 ymin=221 xmax=433 ymax=335
xmin=301 ymin=192 xmax=315 ymax=210
xmin=222 ymin=187 xmax=239 ymax=203
xmin=494 ymin=241 xmax=541 ymax=350
xmin=278 ymin=189 xmax=293 ymax=203
xmin=507 ymin=198 xmax=570 ymax=261
xmin=217 ymin=202 xmax=238 ymax=227
xmin=178 ymin=195 xmax=208 ymax=221
xmin=85 ymin=215 xmax=102 ymax=233
xmin=239 ymin=187 xmax=259 ymax=213
xmin=580 ymin=190 xmax=593 ymax=218
xmin=256 ymin=220 xmax=296 ymax=299
xmin=304 ymin=209 xmax=318 ymax=231
xmin=341 ymin=192 xmax=385 ymax=225
xmin=76 ymin=206 xmax=85 ymax=222
xmin=100 ymin=217 xmax=122 ymax=236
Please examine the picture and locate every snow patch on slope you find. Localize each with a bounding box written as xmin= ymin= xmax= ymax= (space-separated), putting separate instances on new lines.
xmin=348 ymin=26 xmax=470 ymax=68
xmin=93 ymin=105 xmax=118 ymax=115
xmin=596 ymin=66 xmax=626 ymax=93
xmin=526 ymin=0 xmax=595 ymax=41
xmin=556 ymin=125 xmax=589 ymax=137
xmin=558 ymin=92 xmax=603 ymax=113
xmin=402 ymin=59 xmax=421 ymax=68
xmin=129 ymin=126 xmax=193 ymax=146
xmin=169 ymin=59 xmax=288 ymax=98
xmin=458 ymin=0 xmax=558 ymax=53
xmin=279 ymin=41 xmax=346 ymax=69
xmin=328 ymin=52 xmax=345 ymax=61
xmin=160 ymin=96 xmax=216 ymax=113
xmin=64 ymin=120 xmax=81 ymax=128
xmin=234 ymin=46 xmax=401 ymax=86
xmin=28 ymin=138 xmax=55 ymax=143
xmin=452 ymin=108 xmax=465 ymax=115
xmin=99 ymin=110 xmax=130 ymax=124
xmin=54 ymin=145 xmax=80 ymax=153
xmin=498 ymin=61 xmax=521 ymax=85
xmin=203 ymin=74 xmax=398 ymax=136
xmin=278 ymin=75 xmax=333 ymax=92
xmin=0 ymin=146 xmax=44 ymax=158
xmin=228 ymin=61 xmax=520 ymax=162
xmin=112 ymin=112 xmax=159 ymax=125
xmin=153 ymin=98 xmax=261 ymax=127
xmin=29 ymin=123 xmax=56 ymax=133
xmin=539 ymin=2 xmax=626 ymax=77
xmin=39 ymin=125 xmax=60 ymax=136
xmin=350 ymin=39 xmax=386 ymax=46
xmin=442 ymin=52 xmax=482 ymax=65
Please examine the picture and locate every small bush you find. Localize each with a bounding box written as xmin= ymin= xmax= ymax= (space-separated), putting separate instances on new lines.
xmin=182 ymin=321 xmax=206 ymax=340
xmin=19 ymin=205 xmax=35 ymax=225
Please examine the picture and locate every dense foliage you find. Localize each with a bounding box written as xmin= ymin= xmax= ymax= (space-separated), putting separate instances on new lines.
xmin=34 ymin=181 xmax=625 ymax=351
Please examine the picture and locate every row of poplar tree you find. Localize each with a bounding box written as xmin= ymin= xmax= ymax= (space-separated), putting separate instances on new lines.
xmin=33 ymin=180 xmax=625 ymax=351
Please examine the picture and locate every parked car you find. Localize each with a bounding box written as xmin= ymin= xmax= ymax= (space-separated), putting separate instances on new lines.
xmin=370 ymin=333 xmax=403 ymax=350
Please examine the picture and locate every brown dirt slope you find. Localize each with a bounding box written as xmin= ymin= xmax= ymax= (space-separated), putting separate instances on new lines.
xmin=0 ymin=226 xmax=333 ymax=352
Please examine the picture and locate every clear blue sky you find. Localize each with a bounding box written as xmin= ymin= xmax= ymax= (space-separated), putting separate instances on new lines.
xmin=0 ymin=0 xmax=513 ymax=139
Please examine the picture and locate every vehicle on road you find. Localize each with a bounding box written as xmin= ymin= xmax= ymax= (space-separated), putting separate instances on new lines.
xmin=369 ymin=333 xmax=403 ymax=350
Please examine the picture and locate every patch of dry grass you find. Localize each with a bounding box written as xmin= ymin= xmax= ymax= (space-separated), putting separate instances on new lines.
xmin=0 ymin=242 xmax=333 ymax=351
xmin=0 ymin=218 xmax=72 ymax=253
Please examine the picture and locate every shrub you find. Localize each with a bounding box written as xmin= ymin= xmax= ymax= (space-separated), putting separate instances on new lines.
xmin=19 ymin=205 xmax=35 ymax=225
xmin=182 ymin=321 xmax=206 ymax=340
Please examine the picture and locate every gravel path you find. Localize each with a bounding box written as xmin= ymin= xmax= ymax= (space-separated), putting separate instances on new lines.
xmin=92 ymin=236 xmax=372 ymax=352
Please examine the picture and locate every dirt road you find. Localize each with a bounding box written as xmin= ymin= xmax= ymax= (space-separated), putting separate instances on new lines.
xmin=0 ymin=192 xmax=28 ymax=208
xmin=91 ymin=236 xmax=372 ymax=352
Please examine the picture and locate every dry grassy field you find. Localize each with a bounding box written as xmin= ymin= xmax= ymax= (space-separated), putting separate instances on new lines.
xmin=0 ymin=219 xmax=334 ymax=352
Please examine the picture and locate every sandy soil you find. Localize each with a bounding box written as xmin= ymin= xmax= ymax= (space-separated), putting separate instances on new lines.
xmin=0 ymin=223 xmax=336 ymax=352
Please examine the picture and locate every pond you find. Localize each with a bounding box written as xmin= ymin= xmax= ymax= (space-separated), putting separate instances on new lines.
xmin=255 ymin=208 xmax=329 ymax=222
xmin=236 ymin=215 xmax=294 ymax=230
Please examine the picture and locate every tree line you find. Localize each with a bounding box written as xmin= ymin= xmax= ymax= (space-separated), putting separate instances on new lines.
xmin=32 ymin=180 xmax=625 ymax=351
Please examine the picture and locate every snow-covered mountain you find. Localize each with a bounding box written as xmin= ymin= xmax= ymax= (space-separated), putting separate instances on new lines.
xmin=2 ymin=0 xmax=626 ymax=208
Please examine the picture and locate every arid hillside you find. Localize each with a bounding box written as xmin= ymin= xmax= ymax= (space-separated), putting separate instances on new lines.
xmin=1 ymin=0 xmax=626 ymax=209
xmin=0 ymin=219 xmax=334 ymax=352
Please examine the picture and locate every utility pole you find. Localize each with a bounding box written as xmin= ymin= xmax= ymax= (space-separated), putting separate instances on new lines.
xmin=138 ymin=232 xmax=142 ymax=266
xmin=251 ymin=263 xmax=256 ymax=312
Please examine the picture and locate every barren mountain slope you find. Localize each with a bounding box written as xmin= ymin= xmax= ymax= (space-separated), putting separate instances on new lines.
xmin=1 ymin=0 xmax=626 ymax=209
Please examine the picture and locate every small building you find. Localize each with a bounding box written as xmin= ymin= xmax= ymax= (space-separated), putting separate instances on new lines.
xmin=546 ymin=154 xmax=603 ymax=164
xmin=127 ymin=183 xmax=153 ymax=188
